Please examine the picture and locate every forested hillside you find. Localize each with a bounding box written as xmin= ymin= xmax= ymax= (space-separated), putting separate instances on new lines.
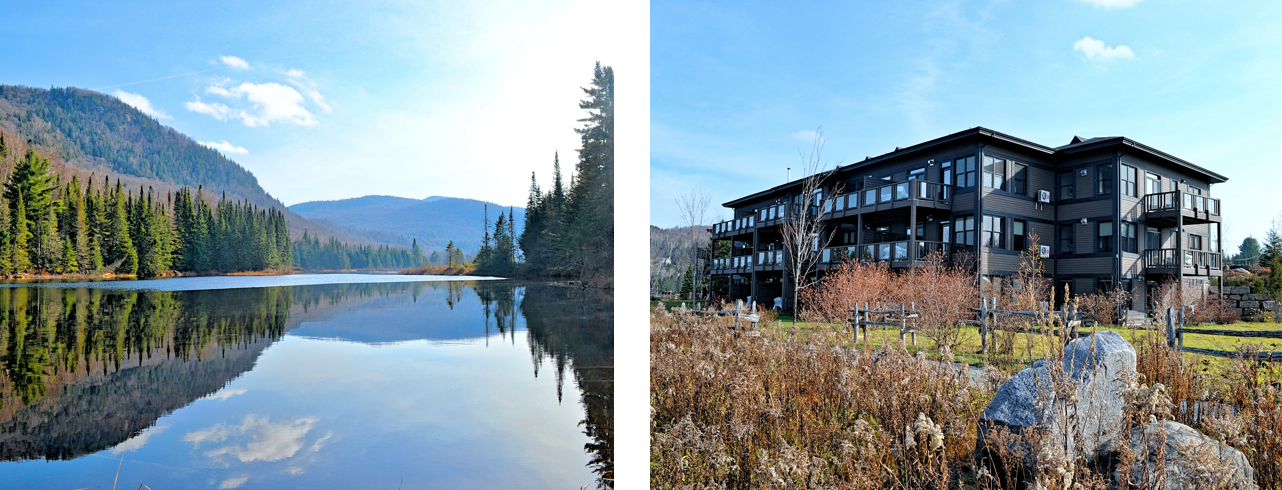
xmin=289 ymin=195 xmax=524 ymax=253
xmin=0 ymin=85 xmax=374 ymax=246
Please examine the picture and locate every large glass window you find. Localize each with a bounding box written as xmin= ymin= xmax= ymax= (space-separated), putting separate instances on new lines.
xmin=941 ymin=221 xmax=952 ymax=244
xmin=940 ymin=161 xmax=952 ymax=200
xmin=982 ymin=156 xmax=1006 ymax=190
xmin=1122 ymin=165 xmax=1138 ymax=197
xmin=955 ymin=216 xmax=975 ymax=246
xmin=983 ymin=215 xmax=1005 ymax=248
xmin=1097 ymin=164 xmax=1114 ymax=196
xmin=1059 ymin=224 xmax=1075 ymax=255
xmin=1060 ymin=170 xmax=1075 ymax=200
xmin=1188 ymin=234 xmax=1203 ymax=250
xmin=1097 ymin=220 xmax=1114 ymax=253
xmin=955 ymin=156 xmax=976 ymax=189
xmin=1210 ymin=226 xmax=1219 ymax=253
xmin=1012 ymin=219 xmax=1027 ymax=252
xmin=1146 ymin=228 xmax=1161 ymax=251
xmin=1145 ymin=172 xmax=1162 ymax=196
xmin=908 ymin=167 xmax=925 ymax=180
xmin=1011 ymin=163 xmax=1027 ymax=196
xmin=1121 ymin=221 xmax=1137 ymax=254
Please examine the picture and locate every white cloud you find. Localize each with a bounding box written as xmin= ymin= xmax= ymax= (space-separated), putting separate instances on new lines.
xmin=184 ymin=98 xmax=234 ymax=120
xmin=111 ymin=90 xmax=171 ymax=119
xmin=112 ymin=425 xmax=170 ymax=453
xmin=198 ymin=82 xmax=318 ymax=126
xmin=284 ymin=68 xmax=306 ymax=78
xmin=1076 ymin=0 xmax=1142 ymax=8
xmin=1073 ymin=36 xmax=1135 ymax=62
xmin=787 ymin=129 xmax=827 ymax=143
xmin=220 ymin=56 xmax=251 ymax=69
xmin=218 ymin=476 xmax=250 ymax=489
xmin=198 ymin=140 xmax=250 ymax=155
xmin=192 ymin=415 xmax=320 ymax=463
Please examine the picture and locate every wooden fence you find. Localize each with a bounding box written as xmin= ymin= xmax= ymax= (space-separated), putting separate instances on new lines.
xmin=1164 ymin=307 xmax=1282 ymax=362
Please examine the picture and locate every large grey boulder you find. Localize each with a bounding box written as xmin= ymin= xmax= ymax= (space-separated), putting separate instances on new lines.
xmin=975 ymin=331 xmax=1136 ymax=479
xmin=1109 ymin=420 xmax=1256 ymax=490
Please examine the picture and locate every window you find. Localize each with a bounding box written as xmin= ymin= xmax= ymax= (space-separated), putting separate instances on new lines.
xmin=908 ymin=167 xmax=925 ymax=180
xmin=1097 ymin=220 xmax=1114 ymax=253
xmin=1122 ymin=165 xmax=1138 ymax=197
xmin=1096 ymin=277 xmax=1114 ymax=293
xmin=983 ymin=215 xmax=1005 ymax=248
xmin=1012 ymin=219 xmax=1027 ymax=252
xmin=955 ymin=156 xmax=976 ymax=189
xmin=1146 ymin=228 xmax=1161 ymax=251
xmin=955 ymin=216 xmax=975 ymax=247
xmin=1210 ymin=226 xmax=1218 ymax=253
xmin=1060 ymin=170 xmax=1075 ymax=200
xmin=941 ymin=221 xmax=952 ymax=244
xmin=1097 ymin=164 xmax=1114 ymax=196
xmin=1121 ymin=221 xmax=1137 ymax=254
xmin=982 ymin=155 xmax=1006 ymax=190
xmin=1059 ymin=224 xmax=1075 ymax=255
xmin=1145 ymin=172 xmax=1162 ymax=196
xmin=1011 ymin=163 xmax=1028 ymax=196
xmin=1188 ymin=234 xmax=1203 ymax=251
xmin=940 ymin=161 xmax=952 ymax=199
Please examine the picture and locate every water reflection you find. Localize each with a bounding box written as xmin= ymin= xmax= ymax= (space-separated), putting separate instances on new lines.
xmin=0 ymin=279 xmax=612 ymax=488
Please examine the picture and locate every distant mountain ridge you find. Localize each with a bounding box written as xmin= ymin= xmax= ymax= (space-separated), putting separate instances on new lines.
xmin=0 ymin=84 xmax=378 ymax=246
xmin=289 ymin=195 xmax=525 ymax=253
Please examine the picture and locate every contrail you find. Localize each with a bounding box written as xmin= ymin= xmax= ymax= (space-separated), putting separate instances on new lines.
xmin=91 ymin=69 xmax=220 ymax=91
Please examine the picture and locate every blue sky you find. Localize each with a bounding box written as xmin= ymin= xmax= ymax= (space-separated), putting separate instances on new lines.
xmin=1 ymin=0 xmax=628 ymax=208
xmin=651 ymin=0 xmax=1282 ymax=255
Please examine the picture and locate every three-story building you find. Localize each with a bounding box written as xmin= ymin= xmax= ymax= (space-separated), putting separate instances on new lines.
xmin=709 ymin=127 xmax=1227 ymax=314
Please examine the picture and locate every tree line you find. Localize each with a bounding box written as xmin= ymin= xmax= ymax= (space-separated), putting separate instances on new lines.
xmin=0 ymin=135 xmax=291 ymax=277
xmin=476 ymin=62 xmax=614 ymax=286
xmin=292 ymin=231 xmax=428 ymax=270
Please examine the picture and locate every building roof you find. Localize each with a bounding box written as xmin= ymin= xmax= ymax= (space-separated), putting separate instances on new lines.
xmin=722 ymin=127 xmax=1228 ymax=208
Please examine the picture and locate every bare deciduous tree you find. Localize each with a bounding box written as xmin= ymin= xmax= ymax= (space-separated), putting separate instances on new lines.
xmin=676 ymin=189 xmax=712 ymax=302
xmin=781 ymin=128 xmax=842 ymax=325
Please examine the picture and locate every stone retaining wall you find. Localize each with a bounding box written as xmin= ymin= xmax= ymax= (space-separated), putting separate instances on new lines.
xmin=1209 ymin=286 xmax=1277 ymax=320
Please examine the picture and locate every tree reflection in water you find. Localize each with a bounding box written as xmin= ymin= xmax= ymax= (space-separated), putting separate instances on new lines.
xmin=0 ymin=281 xmax=613 ymax=487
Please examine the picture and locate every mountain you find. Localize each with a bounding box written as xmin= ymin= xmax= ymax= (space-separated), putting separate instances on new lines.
xmin=289 ymin=195 xmax=525 ymax=253
xmin=0 ymin=85 xmax=377 ymax=246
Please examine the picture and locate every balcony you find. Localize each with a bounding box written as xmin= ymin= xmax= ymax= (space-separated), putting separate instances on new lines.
xmin=711 ymin=254 xmax=755 ymax=274
xmin=829 ymin=181 xmax=953 ymax=219
xmin=819 ymin=240 xmax=950 ymax=268
xmin=1143 ymin=248 xmax=1222 ymax=276
xmin=711 ymin=215 xmax=758 ymax=239
xmin=1143 ymin=191 xmax=1221 ymax=225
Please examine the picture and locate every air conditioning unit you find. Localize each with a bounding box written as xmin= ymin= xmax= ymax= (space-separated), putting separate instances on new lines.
xmin=1037 ymin=190 xmax=1051 ymax=203
xmin=1039 ymin=245 xmax=1051 ymax=258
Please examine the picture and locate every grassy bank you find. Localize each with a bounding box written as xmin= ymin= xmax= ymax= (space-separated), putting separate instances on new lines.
xmin=400 ymin=265 xmax=477 ymax=276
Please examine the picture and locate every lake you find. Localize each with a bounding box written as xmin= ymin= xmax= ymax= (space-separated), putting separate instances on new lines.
xmin=0 ymin=274 xmax=613 ymax=489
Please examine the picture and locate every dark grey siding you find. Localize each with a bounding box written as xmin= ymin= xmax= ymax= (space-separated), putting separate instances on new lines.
xmin=1059 ymin=200 xmax=1114 ymax=221
xmin=953 ymin=191 xmax=975 ymax=212
xmin=985 ymin=252 xmax=1023 ymax=274
xmin=983 ymin=194 xmax=1052 ymax=221
xmin=1059 ymin=256 xmax=1111 ymax=275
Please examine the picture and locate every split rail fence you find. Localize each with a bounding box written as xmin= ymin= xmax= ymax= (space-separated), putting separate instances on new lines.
xmin=1162 ymin=307 xmax=1282 ymax=362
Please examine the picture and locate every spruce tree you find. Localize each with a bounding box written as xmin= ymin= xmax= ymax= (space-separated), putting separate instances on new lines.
xmin=12 ymin=191 xmax=31 ymax=273
xmin=1262 ymin=224 xmax=1282 ymax=267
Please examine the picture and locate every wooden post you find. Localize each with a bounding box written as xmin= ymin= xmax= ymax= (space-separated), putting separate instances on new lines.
xmin=899 ymin=303 xmax=907 ymax=347
xmin=1166 ymin=307 xmax=1175 ymax=348
xmin=863 ymin=302 xmax=870 ymax=341
xmin=980 ymin=296 xmax=989 ymax=354
xmin=852 ymin=305 xmax=861 ymax=342
xmin=1178 ymin=306 xmax=1185 ymax=348
xmin=910 ymin=302 xmax=917 ymax=346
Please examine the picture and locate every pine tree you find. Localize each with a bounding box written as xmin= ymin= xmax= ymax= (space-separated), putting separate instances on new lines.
xmin=1262 ymin=224 xmax=1282 ymax=267
xmin=12 ymin=191 xmax=31 ymax=273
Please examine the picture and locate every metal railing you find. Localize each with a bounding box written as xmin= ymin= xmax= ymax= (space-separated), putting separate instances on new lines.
xmin=712 ymin=215 xmax=757 ymax=235
xmin=822 ymin=241 xmax=950 ymax=264
xmin=1143 ymin=191 xmax=1220 ymax=217
xmin=846 ymin=181 xmax=953 ymax=211
xmin=1144 ymin=248 xmax=1221 ymax=270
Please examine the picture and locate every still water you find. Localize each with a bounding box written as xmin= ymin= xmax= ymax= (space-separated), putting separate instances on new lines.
xmin=0 ymin=275 xmax=613 ymax=489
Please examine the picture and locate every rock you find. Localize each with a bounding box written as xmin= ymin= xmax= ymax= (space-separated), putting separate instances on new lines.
xmin=1209 ymin=286 xmax=1220 ymax=294
xmin=1244 ymin=294 xmax=1266 ymax=301
xmin=1107 ymin=420 xmax=1256 ymax=490
xmin=976 ymin=331 xmax=1136 ymax=479
xmin=1264 ymin=301 xmax=1276 ymax=310
xmin=1233 ymin=287 xmax=1251 ymax=295
xmin=1230 ymin=294 xmax=1242 ymax=300
xmin=1241 ymin=301 xmax=1260 ymax=309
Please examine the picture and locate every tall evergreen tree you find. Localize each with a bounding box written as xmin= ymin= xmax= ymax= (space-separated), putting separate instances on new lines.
xmin=11 ymin=191 xmax=31 ymax=273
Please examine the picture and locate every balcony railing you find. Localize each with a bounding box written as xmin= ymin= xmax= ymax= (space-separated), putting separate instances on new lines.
xmin=712 ymin=215 xmax=757 ymax=235
xmin=756 ymin=249 xmax=785 ymax=267
xmin=821 ymin=241 xmax=950 ymax=264
xmin=712 ymin=255 xmax=755 ymax=270
xmin=840 ymin=181 xmax=952 ymax=212
xmin=1143 ymin=191 xmax=1220 ymax=217
xmin=1143 ymin=248 xmax=1222 ymax=271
